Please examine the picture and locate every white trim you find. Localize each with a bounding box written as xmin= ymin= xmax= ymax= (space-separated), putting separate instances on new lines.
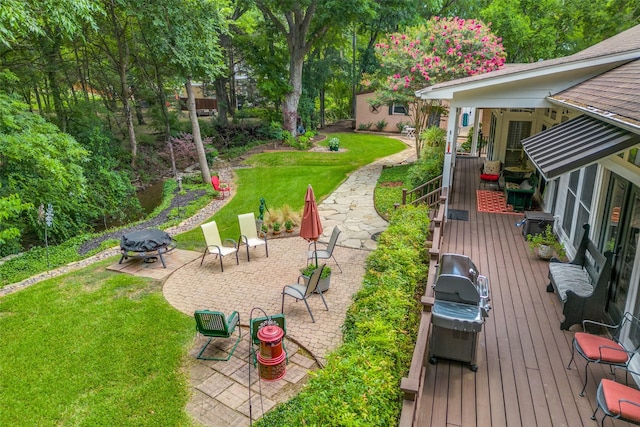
xmin=601 ymin=156 xmax=640 ymax=188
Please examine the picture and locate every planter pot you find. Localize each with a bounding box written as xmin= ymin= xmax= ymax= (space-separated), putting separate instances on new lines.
xmin=302 ymin=273 xmax=331 ymax=293
xmin=272 ymin=230 xmax=281 ymax=236
xmin=285 ymin=228 xmax=294 ymax=233
xmin=537 ymin=244 xmax=554 ymax=260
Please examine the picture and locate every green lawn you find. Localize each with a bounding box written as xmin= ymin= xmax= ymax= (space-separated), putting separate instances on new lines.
xmin=0 ymin=259 xmax=194 ymax=426
xmin=0 ymin=132 xmax=406 ymax=425
xmin=177 ymin=133 xmax=406 ymax=249
xmin=374 ymin=164 xmax=414 ymax=220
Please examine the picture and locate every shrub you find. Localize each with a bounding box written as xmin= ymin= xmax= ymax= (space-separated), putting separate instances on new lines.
xmin=375 ymin=119 xmax=388 ymax=131
xmin=408 ymin=157 xmax=442 ymax=189
xmin=256 ymin=205 xmax=430 ymax=426
xmin=267 ymin=121 xmax=284 ymax=141
xmin=328 ymin=137 xmax=340 ymax=151
xmin=420 ymin=125 xmax=446 ymax=147
xmin=396 ymin=120 xmax=412 ymax=132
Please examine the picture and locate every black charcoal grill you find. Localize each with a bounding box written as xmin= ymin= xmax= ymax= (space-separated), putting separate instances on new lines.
xmin=428 ymin=253 xmax=490 ymax=371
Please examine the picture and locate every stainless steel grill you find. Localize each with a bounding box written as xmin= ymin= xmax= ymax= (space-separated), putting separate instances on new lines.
xmin=428 ymin=253 xmax=490 ymax=371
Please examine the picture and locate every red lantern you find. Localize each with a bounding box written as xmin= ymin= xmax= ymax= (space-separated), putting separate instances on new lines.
xmin=256 ymin=324 xmax=286 ymax=381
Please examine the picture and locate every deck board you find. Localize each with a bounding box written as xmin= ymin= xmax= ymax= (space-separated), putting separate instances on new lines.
xmin=417 ymin=156 xmax=635 ymax=426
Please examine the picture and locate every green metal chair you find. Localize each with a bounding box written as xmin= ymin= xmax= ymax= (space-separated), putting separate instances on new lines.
xmin=249 ymin=314 xmax=288 ymax=367
xmin=194 ymin=310 xmax=241 ymax=361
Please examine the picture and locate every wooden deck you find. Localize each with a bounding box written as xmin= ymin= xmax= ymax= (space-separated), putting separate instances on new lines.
xmin=417 ymin=156 xmax=634 ymax=427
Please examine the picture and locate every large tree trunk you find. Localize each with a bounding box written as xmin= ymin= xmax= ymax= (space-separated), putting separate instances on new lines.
xmin=214 ymin=78 xmax=229 ymax=125
xmin=185 ymin=78 xmax=211 ymax=185
xmin=155 ymin=71 xmax=178 ymax=181
xmin=283 ymin=49 xmax=304 ymax=135
xmin=119 ymin=62 xmax=137 ymax=166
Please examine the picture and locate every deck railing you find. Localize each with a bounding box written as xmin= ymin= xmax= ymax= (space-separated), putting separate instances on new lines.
xmin=398 ymin=187 xmax=447 ymax=427
xmin=400 ymin=175 xmax=443 ymax=208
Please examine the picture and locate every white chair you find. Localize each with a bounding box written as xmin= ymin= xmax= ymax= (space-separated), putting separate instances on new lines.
xmin=307 ymin=226 xmax=342 ymax=272
xmin=200 ymin=221 xmax=238 ymax=272
xmin=238 ymin=212 xmax=268 ymax=261
xmin=401 ymin=125 xmax=416 ymax=138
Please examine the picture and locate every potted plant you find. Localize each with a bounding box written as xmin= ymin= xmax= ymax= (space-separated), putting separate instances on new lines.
xmin=272 ymin=221 xmax=282 ymax=235
xmin=527 ymin=225 xmax=566 ymax=260
xmin=300 ymin=264 xmax=332 ymax=292
xmin=328 ymin=137 xmax=340 ymax=151
xmin=260 ymin=224 xmax=268 ymax=238
xmin=284 ymin=219 xmax=294 ymax=232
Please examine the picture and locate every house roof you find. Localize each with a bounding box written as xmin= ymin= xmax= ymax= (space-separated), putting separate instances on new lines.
xmin=549 ymin=59 xmax=640 ymax=128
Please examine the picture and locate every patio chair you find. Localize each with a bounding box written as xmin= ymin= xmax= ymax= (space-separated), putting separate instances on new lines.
xmin=249 ymin=314 xmax=288 ymax=367
xmin=238 ymin=212 xmax=268 ymax=261
xmin=592 ymin=370 xmax=640 ymax=426
xmin=307 ymin=226 xmax=342 ymax=273
xmin=479 ymin=160 xmax=501 ymax=190
xmin=281 ymin=264 xmax=329 ymax=323
xmin=567 ymin=312 xmax=640 ymax=396
xmin=211 ymin=175 xmax=231 ymax=199
xmin=194 ymin=310 xmax=241 ymax=361
xmin=199 ymin=221 xmax=239 ymax=272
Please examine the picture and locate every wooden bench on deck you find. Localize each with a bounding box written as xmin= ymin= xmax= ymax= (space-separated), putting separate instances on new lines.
xmin=547 ymin=224 xmax=613 ymax=330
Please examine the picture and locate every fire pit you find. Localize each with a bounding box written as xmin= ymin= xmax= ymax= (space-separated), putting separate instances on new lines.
xmin=428 ymin=253 xmax=490 ymax=371
xmin=119 ymin=229 xmax=176 ymax=268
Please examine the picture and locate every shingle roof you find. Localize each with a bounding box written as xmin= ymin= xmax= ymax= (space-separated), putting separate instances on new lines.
xmin=550 ymin=59 xmax=640 ymax=126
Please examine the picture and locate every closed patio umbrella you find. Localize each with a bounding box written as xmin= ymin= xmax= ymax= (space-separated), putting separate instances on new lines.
xmin=299 ymin=185 xmax=323 ymax=267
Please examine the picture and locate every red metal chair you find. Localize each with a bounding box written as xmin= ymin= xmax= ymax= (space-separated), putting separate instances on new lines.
xmin=211 ymin=175 xmax=231 ymax=199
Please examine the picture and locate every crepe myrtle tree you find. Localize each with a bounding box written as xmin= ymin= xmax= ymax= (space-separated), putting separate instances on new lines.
xmin=368 ymin=16 xmax=506 ymax=158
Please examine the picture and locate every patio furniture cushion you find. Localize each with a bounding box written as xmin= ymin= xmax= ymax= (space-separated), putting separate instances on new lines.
xmin=600 ymin=378 xmax=640 ymax=423
xmin=548 ymin=263 xmax=593 ymax=302
xmin=482 ymin=160 xmax=501 ymax=175
xmin=567 ymin=312 xmax=640 ymax=397
xmin=480 ymin=173 xmax=500 ymax=181
xmin=574 ymin=332 xmax=629 ymax=364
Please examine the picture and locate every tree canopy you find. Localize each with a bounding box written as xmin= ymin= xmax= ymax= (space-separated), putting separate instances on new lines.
xmin=368 ymin=16 xmax=506 ymax=156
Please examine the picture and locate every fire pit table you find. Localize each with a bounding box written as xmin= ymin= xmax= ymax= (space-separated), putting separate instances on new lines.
xmin=119 ymin=229 xmax=177 ymax=268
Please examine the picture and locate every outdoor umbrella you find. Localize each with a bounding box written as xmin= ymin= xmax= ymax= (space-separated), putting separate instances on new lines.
xmin=299 ymin=184 xmax=323 ymax=267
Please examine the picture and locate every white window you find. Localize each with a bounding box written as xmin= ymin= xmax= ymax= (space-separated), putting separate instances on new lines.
xmin=390 ymin=103 xmax=408 ymax=115
xmin=562 ymin=164 xmax=598 ymax=246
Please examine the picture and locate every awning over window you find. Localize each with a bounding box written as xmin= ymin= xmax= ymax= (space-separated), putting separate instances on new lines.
xmin=521 ymin=115 xmax=640 ymax=180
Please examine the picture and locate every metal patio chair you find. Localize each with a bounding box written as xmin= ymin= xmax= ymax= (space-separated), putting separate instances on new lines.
xmin=281 ymin=264 xmax=329 ymax=323
xmin=567 ymin=312 xmax=640 ymax=396
xmin=592 ymin=369 xmax=640 ymax=426
xmin=307 ymin=226 xmax=342 ymax=272
xmin=200 ymin=221 xmax=238 ymax=272
xmin=194 ymin=310 xmax=241 ymax=361
xmin=238 ymin=212 xmax=268 ymax=261
xmin=210 ymin=175 xmax=231 ymax=199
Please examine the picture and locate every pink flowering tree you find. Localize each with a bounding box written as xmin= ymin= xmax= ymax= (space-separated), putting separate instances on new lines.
xmin=368 ymin=17 xmax=506 ymax=158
